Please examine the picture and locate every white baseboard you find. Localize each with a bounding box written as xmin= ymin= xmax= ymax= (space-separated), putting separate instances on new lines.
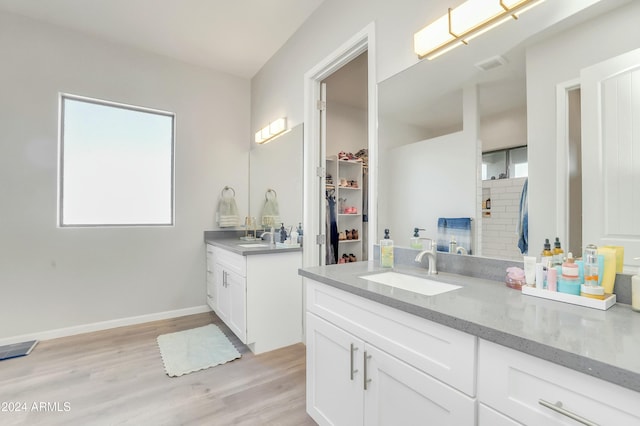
xmin=0 ymin=305 xmax=211 ymax=346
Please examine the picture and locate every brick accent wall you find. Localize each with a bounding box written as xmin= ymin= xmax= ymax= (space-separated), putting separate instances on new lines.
xmin=481 ymin=177 xmax=527 ymax=260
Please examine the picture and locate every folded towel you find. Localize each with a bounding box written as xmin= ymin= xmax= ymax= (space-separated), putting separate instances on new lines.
xmin=437 ymin=217 xmax=472 ymax=254
xmin=217 ymin=186 xmax=239 ymax=228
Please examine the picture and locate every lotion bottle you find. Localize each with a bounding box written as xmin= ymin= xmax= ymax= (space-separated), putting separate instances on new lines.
xmin=380 ymin=229 xmax=394 ymax=268
xmin=584 ymin=244 xmax=599 ymax=287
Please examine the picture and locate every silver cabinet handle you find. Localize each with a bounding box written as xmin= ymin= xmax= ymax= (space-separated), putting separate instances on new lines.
xmin=223 ymin=270 xmax=227 ymax=287
xmin=539 ymin=400 xmax=599 ymax=426
xmin=363 ymin=351 xmax=372 ymax=390
xmin=350 ymin=344 xmax=359 ymax=380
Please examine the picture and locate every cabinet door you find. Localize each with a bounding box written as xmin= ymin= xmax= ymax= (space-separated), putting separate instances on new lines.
xmin=206 ymin=270 xmax=215 ymax=310
xmin=363 ymin=344 xmax=475 ymax=426
xmin=206 ymin=244 xmax=216 ymax=310
xmin=226 ymin=268 xmax=246 ymax=343
xmin=306 ymin=313 xmax=364 ymax=426
xmin=214 ymin=264 xmax=230 ymax=323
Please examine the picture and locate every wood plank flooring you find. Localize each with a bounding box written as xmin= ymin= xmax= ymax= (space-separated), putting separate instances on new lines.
xmin=0 ymin=312 xmax=316 ymax=425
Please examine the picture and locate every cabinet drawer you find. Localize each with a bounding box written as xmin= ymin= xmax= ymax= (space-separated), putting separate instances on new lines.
xmin=478 ymin=339 xmax=640 ymax=426
xmin=212 ymin=246 xmax=246 ymax=277
xmin=306 ymin=280 xmax=476 ymax=396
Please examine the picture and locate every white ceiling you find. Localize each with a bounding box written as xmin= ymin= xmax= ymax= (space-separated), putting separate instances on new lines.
xmin=0 ymin=0 xmax=325 ymax=79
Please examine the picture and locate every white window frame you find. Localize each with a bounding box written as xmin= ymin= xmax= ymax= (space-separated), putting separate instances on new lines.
xmin=58 ymin=93 xmax=176 ymax=227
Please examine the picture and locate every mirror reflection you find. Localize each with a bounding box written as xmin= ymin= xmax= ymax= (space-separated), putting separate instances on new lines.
xmin=377 ymin=1 xmax=635 ymax=262
xmin=249 ymin=124 xmax=303 ymax=236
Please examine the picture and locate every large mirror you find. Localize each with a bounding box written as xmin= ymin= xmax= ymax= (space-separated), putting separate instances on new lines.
xmin=249 ymin=124 xmax=304 ymax=235
xmin=377 ymin=0 xmax=633 ymax=261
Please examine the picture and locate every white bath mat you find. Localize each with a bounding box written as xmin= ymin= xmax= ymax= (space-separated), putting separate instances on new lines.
xmin=157 ymin=324 xmax=241 ymax=377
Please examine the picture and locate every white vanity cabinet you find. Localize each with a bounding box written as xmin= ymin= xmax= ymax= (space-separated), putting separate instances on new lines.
xmin=208 ymin=245 xmax=247 ymax=342
xmin=206 ymin=244 xmax=302 ymax=354
xmin=478 ymin=339 xmax=640 ymax=426
xmin=305 ymin=279 xmax=476 ymax=426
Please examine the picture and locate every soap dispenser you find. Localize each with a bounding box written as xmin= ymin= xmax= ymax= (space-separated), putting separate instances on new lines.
xmin=279 ymin=223 xmax=287 ymax=243
xmin=410 ymin=228 xmax=425 ymax=249
xmin=380 ymin=229 xmax=394 ymax=268
xmin=296 ymin=223 xmax=303 ymax=245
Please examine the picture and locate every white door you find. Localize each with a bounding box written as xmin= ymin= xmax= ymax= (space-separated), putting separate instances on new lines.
xmin=306 ymin=313 xmax=364 ymax=426
xmin=582 ymin=47 xmax=640 ymax=269
xmin=226 ymin=269 xmax=247 ymax=343
xmin=320 ymin=81 xmax=328 ymax=266
xmin=363 ymin=344 xmax=475 ymax=426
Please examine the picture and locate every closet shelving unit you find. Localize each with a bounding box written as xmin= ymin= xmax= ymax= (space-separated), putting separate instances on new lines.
xmin=326 ymin=155 xmax=364 ymax=263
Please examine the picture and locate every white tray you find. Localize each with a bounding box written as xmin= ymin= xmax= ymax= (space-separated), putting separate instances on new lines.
xmin=521 ymin=285 xmax=616 ymax=310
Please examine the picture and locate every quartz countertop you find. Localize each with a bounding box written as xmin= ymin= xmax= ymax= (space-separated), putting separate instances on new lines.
xmin=205 ymin=238 xmax=302 ymax=256
xmin=299 ymin=261 xmax=640 ymax=393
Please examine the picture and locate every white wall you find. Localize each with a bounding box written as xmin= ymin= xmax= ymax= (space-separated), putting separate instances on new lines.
xmin=480 ymin=106 xmax=527 ymax=152
xmin=326 ymin=103 xmax=368 ymax=156
xmin=0 ymin=12 xmax=250 ymax=339
xmin=526 ymin=1 xmax=640 ymax=257
xmin=250 ymin=0 xmax=456 ymax=132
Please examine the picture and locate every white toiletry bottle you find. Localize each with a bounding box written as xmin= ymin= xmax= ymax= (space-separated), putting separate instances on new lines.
xmin=449 ymin=236 xmax=457 ymax=254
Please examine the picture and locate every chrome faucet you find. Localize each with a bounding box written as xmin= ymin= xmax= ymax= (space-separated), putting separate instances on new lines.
xmin=260 ymin=228 xmax=277 ymax=246
xmin=415 ymin=238 xmax=438 ymax=275
xmin=455 ymin=246 xmax=468 ymax=255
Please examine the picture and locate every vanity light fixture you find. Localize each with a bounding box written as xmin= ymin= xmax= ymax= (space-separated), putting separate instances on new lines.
xmin=255 ymin=117 xmax=288 ymax=144
xmin=414 ymin=0 xmax=545 ymax=60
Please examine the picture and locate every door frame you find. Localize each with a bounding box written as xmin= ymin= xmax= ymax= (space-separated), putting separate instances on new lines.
xmin=555 ymin=78 xmax=581 ymax=252
xmin=303 ymin=23 xmax=377 ymax=269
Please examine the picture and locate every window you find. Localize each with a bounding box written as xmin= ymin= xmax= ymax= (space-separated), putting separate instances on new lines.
xmin=481 ymin=145 xmax=527 ymax=180
xmin=59 ymin=94 xmax=175 ymax=226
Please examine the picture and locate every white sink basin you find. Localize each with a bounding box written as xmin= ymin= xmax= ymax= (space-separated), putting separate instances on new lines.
xmin=360 ymin=271 xmax=461 ymax=296
xmin=238 ymin=243 xmax=270 ymax=248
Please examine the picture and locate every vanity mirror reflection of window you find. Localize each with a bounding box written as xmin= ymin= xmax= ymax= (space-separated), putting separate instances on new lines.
xmin=481 ymin=145 xmax=528 ymax=181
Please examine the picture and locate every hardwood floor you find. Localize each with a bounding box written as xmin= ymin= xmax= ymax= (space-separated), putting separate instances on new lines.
xmin=0 ymin=312 xmax=316 ymax=425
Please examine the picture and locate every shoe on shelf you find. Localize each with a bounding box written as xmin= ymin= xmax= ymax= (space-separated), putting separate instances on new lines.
xmin=338 ymin=256 xmax=346 ymax=264
xmin=348 ymin=254 xmax=357 ymax=262
xmin=345 ymin=230 xmax=352 ymax=240
xmin=338 ymin=231 xmax=346 ymax=241
xmin=352 ymin=229 xmax=359 ymax=240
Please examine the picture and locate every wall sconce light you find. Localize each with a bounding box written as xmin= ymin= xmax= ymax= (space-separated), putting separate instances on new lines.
xmin=414 ymin=0 xmax=545 ymax=60
xmin=255 ymin=117 xmax=288 ymax=144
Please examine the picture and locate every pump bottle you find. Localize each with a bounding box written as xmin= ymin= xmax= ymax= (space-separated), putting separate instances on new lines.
xmin=380 ymin=229 xmax=394 ymax=268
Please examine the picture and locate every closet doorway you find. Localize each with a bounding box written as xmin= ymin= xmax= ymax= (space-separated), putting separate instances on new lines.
xmin=302 ymin=23 xmax=377 ymax=270
xmin=322 ymin=52 xmax=369 ymax=265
